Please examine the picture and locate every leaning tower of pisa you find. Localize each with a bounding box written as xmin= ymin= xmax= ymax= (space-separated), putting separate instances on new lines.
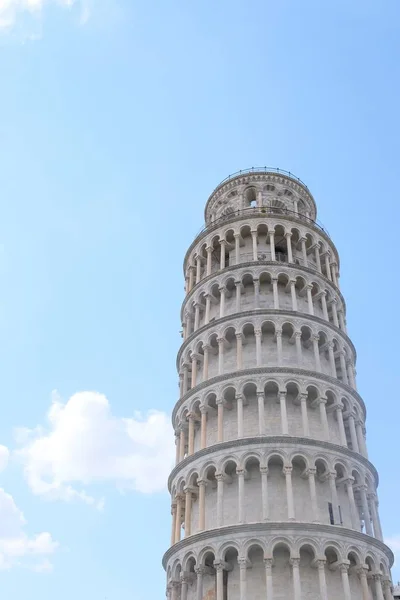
xmin=163 ymin=168 xmax=394 ymax=600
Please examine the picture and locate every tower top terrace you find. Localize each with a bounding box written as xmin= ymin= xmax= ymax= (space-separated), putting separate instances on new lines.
xmin=205 ymin=167 xmax=318 ymax=226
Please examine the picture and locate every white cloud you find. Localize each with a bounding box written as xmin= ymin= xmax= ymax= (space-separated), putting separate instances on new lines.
xmin=0 ymin=0 xmax=91 ymax=31
xmin=15 ymin=391 xmax=175 ymax=506
xmin=0 ymin=487 xmax=58 ymax=570
xmin=0 ymin=445 xmax=9 ymax=472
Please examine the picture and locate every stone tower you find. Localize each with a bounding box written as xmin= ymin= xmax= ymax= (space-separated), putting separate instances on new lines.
xmin=163 ymin=168 xmax=394 ymax=600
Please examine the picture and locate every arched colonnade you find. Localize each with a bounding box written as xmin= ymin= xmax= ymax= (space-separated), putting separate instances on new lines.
xmin=183 ymin=268 xmax=347 ymax=340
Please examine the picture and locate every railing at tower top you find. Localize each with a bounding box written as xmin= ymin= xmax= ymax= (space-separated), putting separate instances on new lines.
xmin=196 ymin=205 xmax=330 ymax=239
xmin=212 ymin=166 xmax=309 ymax=192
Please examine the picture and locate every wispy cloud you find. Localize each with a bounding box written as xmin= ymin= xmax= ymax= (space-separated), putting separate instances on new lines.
xmin=15 ymin=390 xmax=175 ymax=507
xmin=0 ymin=0 xmax=92 ymax=32
xmin=0 ymin=446 xmax=58 ymax=571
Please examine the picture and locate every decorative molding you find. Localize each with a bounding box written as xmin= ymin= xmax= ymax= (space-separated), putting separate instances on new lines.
xmin=177 ymin=307 xmax=356 ymax=368
xmin=172 ymin=367 xmax=366 ymax=423
xmin=162 ymin=522 xmax=394 ymax=569
xmin=181 ymin=260 xmax=346 ymax=323
xmin=167 ymin=435 xmax=379 ymax=490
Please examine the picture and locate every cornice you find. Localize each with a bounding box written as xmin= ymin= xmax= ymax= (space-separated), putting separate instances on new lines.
xmin=167 ymin=435 xmax=379 ymax=491
xmin=183 ymin=213 xmax=339 ymax=274
xmin=162 ymin=522 xmax=394 ymax=569
xmin=180 ymin=260 xmax=346 ymax=320
xmin=172 ymin=367 xmax=365 ymax=424
xmin=177 ymin=307 xmax=356 ymax=369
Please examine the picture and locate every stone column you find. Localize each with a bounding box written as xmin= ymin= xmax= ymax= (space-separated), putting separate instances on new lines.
xmin=300 ymin=237 xmax=308 ymax=266
xmin=215 ymin=562 xmax=224 ymax=600
xmin=331 ymin=261 xmax=339 ymax=287
xmin=237 ymin=468 xmax=245 ymax=524
xmin=338 ymin=307 xmax=345 ymax=329
xmin=183 ymin=363 xmax=189 ymax=394
xmin=237 ymin=394 xmax=244 ymax=438
xmin=335 ymin=404 xmax=347 ymax=446
xmin=254 ymin=277 xmax=260 ymax=308
xmin=251 ymin=230 xmax=258 ymax=260
xmin=306 ymin=284 xmax=314 ymax=315
xmin=291 ymin=558 xmax=302 ymax=600
xmin=175 ymin=432 xmax=180 ymax=465
xmin=216 ymin=474 xmax=224 ymax=527
xmin=347 ymin=360 xmax=357 ymax=389
xmin=373 ymin=574 xmax=385 ymax=600
xmin=295 ymin=331 xmax=303 ymax=366
xmin=331 ymin=298 xmax=339 ymax=327
xmin=194 ymin=303 xmax=200 ymax=331
xmin=220 ymin=240 xmax=226 ymax=270
xmin=358 ymin=484 xmax=373 ymax=536
xmin=171 ymin=502 xmax=177 ymax=545
xmin=356 ymin=420 xmax=368 ymax=458
xmin=170 ymin=581 xmax=179 ymax=600
xmin=184 ymin=487 xmax=192 ymax=537
xmin=195 ymin=567 xmax=204 ymax=600
xmin=179 ymin=372 xmax=184 ymax=397
xmin=279 ymin=390 xmax=289 ymax=435
xmin=356 ymin=565 xmax=370 ymax=600
xmin=382 ymin=577 xmax=394 ymax=600
xmin=328 ymin=342 xmax=337 ymax=377
xmin=238 ymin=559 xmax=247 ymax=600
xmin=189 ymin=265 xmax=194 ymax=291
xmin=219 ymin=286 xmax=225 ymax=318
xmin=195 ymin=256 xmax=201 ymax=284
xmin=203 ymin=345 xmax=209 ymax=380
xmin=345 ymin=477 xmax=359 ymax=530
xmin=188 ymin=413 xmax=195 ymax=455
xmin=290 ymin=279 xmax=298 ymax=311
xmin=339 ymin=351 xmax=349 ymax=384
xmin=315 ymin=243 xmax=322 ymax=272
xmin=175 ymin=494 xmax=182 ymax=543
xmin=234 ymin=233 xmax=240 ymax=265
xmin=284 ymin=466 xmax=295 ymax=520
xmin=347 ymin=413 xmax=360 ymax=453
xmin=313 ymin=335 xmax=321 ymax=371
xmin=260 ymin=467 xmax=269 ymax=521
xmin=272 ymin=277 xmax=279 ymax=309
xmin=264 ymin=559 xmax=274 ymax=599
xmin=328 ymin=472 xmax=340 ymax=524
xmin=307 ymin=468 xmax=319 ymax=521
xmin=257 ymin=390 xmax=266 ymax=434
xmin=255 ymin=328 xmax=262 ymax=366
xmin=217 ymin=337 xmax=224 ymax=375
xmin=206 ymin=246 xmax=212 ymax=276
xmin=369 ymin=492 xmax=384 ymax=541
xmin=324 ymin=252 xmax=332 ymax=281
xmin=235 ymin=281 xmax=242 ymax=312
xmin=205 ymin=294 xmax=211 ymax=324
xmin=317 ymin=560 xmax=328 ymax=600
xmin=200 ymin=406 xmax=207 ymax=450
xmin=285 ymin=232 xmax=293 ymax=262
xmin=198 ymin=480 xmax=206 ymax=531
xmin=321 ymin=291 xmax=329 ymax=320
xmin=318 ymin=397 xmax=330 ymax=441
xmin=217 ymin=399 xmax=224 ymax=443
xmin=276 ymin=329 xmax=283 ymax=366
xmin=300 ymin=393 xmax=310 ymax=437
xmin=236 ymin=333 xmax=243 ymax=369
xmin=339 ymin=563 xmax=352 ymax=600
xmin=191 ymin=355 xmax=198 ymax=388
xmin=269 ymin=230 xmax=276 ymax=261
xmin=179 ymin=426 xmax=186 ymax=461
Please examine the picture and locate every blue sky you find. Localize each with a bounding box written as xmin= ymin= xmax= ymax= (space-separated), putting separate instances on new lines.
xmin=0 ymin=0 xmax=399 ymax=597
